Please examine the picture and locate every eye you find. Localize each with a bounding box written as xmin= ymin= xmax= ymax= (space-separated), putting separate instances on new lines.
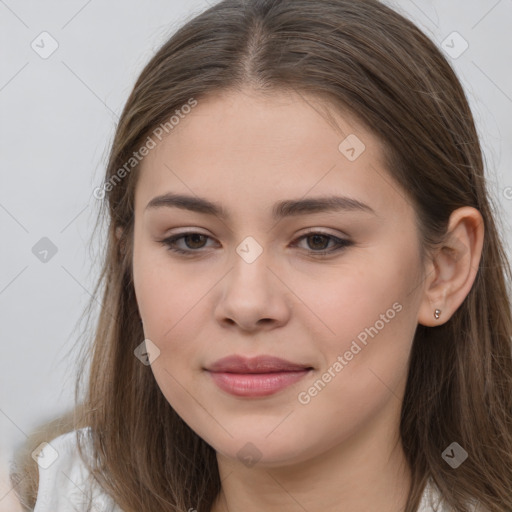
xmin=292 ymin=231 xmax=353 ymax=256
xmin=159 ymin=230 xmax=353 ymax=257
xmin=160 ymin=232 xmax=215 ymax=255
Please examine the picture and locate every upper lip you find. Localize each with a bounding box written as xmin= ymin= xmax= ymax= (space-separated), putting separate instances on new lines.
xmin=206 ymin=355 xmax=312 ymax=374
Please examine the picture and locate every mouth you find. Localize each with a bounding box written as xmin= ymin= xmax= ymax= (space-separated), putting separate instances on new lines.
xmin=205 ymin=354 xmax=313 ymax=397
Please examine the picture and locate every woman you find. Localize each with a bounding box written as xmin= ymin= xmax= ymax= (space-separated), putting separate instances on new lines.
xmin=14 ymin=0 xmax=512 ymax=511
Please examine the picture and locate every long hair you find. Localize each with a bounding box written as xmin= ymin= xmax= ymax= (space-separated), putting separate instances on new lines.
xmin=14 ymin=1 xmax=512 ymax=511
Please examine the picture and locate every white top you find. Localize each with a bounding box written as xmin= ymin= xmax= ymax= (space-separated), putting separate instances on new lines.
xmin=33 ymin=428 xmax=122 ymax=512
xmin=32 ymin=428 xmax=468 ymax=512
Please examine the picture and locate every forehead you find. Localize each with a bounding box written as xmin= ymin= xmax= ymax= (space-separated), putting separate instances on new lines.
xmin=134 ymin=88 xmax=409 ymax=221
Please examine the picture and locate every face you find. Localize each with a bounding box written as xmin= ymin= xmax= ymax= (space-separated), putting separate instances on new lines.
xmin=132 ymin=88 xmax=426 ymax=467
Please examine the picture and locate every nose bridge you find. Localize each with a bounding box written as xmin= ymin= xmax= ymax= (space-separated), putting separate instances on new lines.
xmin=235 ymin=234 xmax=266 ymax=266
xmin=215 ymin=235 xmax=291 ymax=330
xmin=229 ymin=234 xmax=272 ymax=294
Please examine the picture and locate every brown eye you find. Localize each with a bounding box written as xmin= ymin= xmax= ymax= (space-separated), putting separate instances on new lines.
xmin=181 ymin=233 xmax=208 ymax=249
xmin=292 ymin=232 xmax=353 ymax=256
xmin=160 ymin=232 xmax=214 ymax=254
xmin=305 ymin=234 xmax=331 ymax=251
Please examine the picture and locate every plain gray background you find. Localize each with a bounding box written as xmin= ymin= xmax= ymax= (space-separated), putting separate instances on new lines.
xmin=0 ymin=0 xmax=511 ymax=506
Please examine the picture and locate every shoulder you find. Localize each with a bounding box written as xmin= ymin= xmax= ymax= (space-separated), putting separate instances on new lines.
xmin=33 ymin=427 xmax=123 ymax=512
xmin=418 ymin=478 xmax=482 ymax=512
xmin=417 ymin=479 xmax=449 ymax=512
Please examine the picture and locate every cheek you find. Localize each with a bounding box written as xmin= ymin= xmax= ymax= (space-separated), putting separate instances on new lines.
xmin=132 ymin=247 xmax=210 ymax=423
xmin=296 ymin=249 xmax=418 ymax=399
xmin=132 ymin=246 xmax=221 ymax=402
xmin=292 ymin=262 xmax=403 ymax=351
xmin=289 ymin=292 xmax=414 ymax=461
xmin=133 ymin=241 xmax=206 ymax=339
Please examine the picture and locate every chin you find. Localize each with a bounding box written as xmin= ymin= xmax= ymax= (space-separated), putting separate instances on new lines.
xmin=206 ymin=429 xmax=315 ymax=468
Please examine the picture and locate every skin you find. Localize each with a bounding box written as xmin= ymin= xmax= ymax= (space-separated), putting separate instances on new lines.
xmin=130 ymin=88 xmax=484 ymax=512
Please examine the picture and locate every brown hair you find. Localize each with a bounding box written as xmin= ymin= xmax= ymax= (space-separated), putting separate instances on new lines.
xmin=13 ymin=0 xmax=512 ymax=510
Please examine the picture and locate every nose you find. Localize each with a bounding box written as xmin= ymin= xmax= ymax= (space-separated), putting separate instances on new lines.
xmin=214 ymin=249 xmax=293 ymax=332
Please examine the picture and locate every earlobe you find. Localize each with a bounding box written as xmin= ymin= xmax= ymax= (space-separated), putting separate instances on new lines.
xmin=417 ymin=207 xmax=484 ymax=327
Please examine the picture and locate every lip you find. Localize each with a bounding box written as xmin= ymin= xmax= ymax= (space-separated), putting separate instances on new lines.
xmin=205 ymin=355 xmax=313 ymax=397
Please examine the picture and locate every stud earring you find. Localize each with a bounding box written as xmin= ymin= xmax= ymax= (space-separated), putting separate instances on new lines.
xmin=434 ymin=309 xmax=441 ymax=320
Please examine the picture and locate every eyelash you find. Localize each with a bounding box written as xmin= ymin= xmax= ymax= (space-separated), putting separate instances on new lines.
xmin=159 ymin=231 xmax=353 ymax=257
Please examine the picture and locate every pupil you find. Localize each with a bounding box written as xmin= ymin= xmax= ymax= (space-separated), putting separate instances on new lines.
xmin=309 ymin=234 xmax=328 ymax=250
xmin=187 ymin=234 xmax=206 ymax=248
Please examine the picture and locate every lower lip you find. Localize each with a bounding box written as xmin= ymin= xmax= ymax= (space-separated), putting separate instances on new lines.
xmin=206 ymin=369 xmax=311 ymax=397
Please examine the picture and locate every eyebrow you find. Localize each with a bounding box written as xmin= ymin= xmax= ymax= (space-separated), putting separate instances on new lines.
xmin=145 ymin=193 xmax=376 ymax=220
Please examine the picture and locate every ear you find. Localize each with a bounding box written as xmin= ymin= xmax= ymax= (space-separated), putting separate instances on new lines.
xmin=417 ymin=207 xmax=485 ymax=327
xmin=115 ymin=226 xmax=123 ymax=240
